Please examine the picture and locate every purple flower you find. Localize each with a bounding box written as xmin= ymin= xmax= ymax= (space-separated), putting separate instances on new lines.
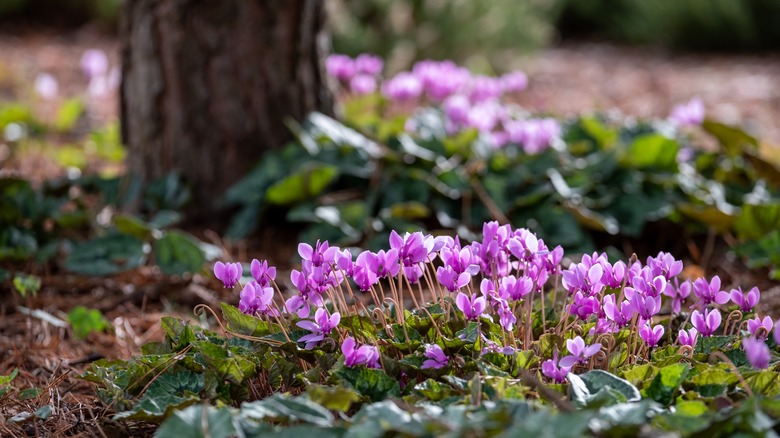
xmin=776 ymin=319 xmax=780 ymax=346
xmin=468 ymin=75 xmax=503 ymax=102
xmin=350 ymin=74 xmax=377 ymax=95
xmin=669 ymin=97 xmax=704 ymax=127
xmin=678 ymin=327 xmax=698 ymax=348
xmin=421 ymin=344 xmax=448 ymax=369
xmin=500 ymin=71 xmax=528 ymax=93
xmin=299 ymin=240 xmax=339 ymax=268
xmin=326 ymin=54 xmax=356 ymax=81
xmin=465 ymin=100 xmax=503 ymax=134
xmin=342 ymin=336 xmax=380 ymax=368
xmin=569 ymin=292 xmax=601 ymax=320
xmin=436 ymin=265 xmax=472 ymax=292
xmin=499 ymin=275 xmax=534 ymax=301
xmin=505 ymin=118 xmax=560 ymax=154
xmin=413 ymin=60 xmax=471 ymax=101
xmin=239 ymin=282 xmax=277 ymax=316
xmin=691 ymin=308 xmax=722 ymax=337
xmin=743 ymin=337 xmax=770 ymax=369
xmin=455 ymin=292 xmax=487 ymax=321
xmin=730 ymin=286 xmax=760 ymax=313
xmin=562 ymin=262 xmax=605 ymax=297
xmin=297 ymin=308 xmax=341 ymax=350
xmin=603 ymin=294 xmax=634 ymax=327
xmin=639 ymin=321 xmax=665 ymax=347
xmin=664 ymin=279 xmax=692 ymax=314
xmin=34 ymin=73 xmax=58 ymax=99
xmin=443 ymin=94 xmax=471 ymax=126
xmin=747 ymin=315 xmax=773 ymax=340
xmin=286 ymin=269 xmax=324 ymax=318
xmin=250 ymin=259 xmax=276 ymax=287
xmin=692 ymin=276 xmax=729 ymax=307
xmin=542 ymin=351 xmax=571 ymax=383
xmin=359 ymin=249 xmax=400 ymax=279
xmin=382 ymin=72 xmax=423 ymax=101
xmin=214 ymin=261 xmax=242 ymax=288
xmin=559 ymin=336 xmax=602 ymax=368
xmin=389 ymin=231 xmax=434 ymax=267
xmin=647 ymin=252 xmax=683 ymax=280
xmin=354 ymin=54 xmax=383 ymax=76
xmin=629 ymin=292 xmax=662 ymax=321
xmin=80 ymin=49 xmax=109 ymax=79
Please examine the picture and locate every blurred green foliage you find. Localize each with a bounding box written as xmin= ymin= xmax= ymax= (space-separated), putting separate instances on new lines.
xmin=329 ymin=0 xmax=563 ymax=71
xmin=558 ymin=0 xmax=780 ymax=52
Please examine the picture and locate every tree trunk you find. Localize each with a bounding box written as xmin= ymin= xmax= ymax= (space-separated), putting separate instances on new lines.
xmin=120 ymin=0 xmax=332 ymax=220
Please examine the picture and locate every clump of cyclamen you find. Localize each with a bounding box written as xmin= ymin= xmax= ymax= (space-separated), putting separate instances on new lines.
xmin=215 ymin=219 xmax=773 ymax=378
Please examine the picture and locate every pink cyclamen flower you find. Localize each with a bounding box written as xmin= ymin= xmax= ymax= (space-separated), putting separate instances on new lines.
xmin=34 ymin=73 xmax=58 ymax=99
xmin=80 ymin=49 xmax=109 ymax=79
xmin=381 ymin=72 xmax=423 ymax=101
xmin=678 ymin=327 xmax=698 ymax=348
xmin=775 ymin=319 xmax=780 ymax=346
xmin=542 ymin=351 xmax=571 ymax=383
xmin=239 ymin=282 xmax=277 ymax=316
xmin=692 ymin=276 xmax=729 ymax=307
xmin=341 ymin=336 xmax=380 ymax=368
xmin=350 ymin=74 xmax=377 ymax=95
xmin=214 ymin=261 xmax=242 ymax=288
xmin=743 ymin=337 xmax=770 ymax=369
xmin=669 ymin=97 xmax=705 ymax=127
xmin=500 ymin=71 xmax=528 ymax=93
xmin=639 ymin=321 xmax=665 ymax=347
xmin=354 ymin=54 xmax=383 ymax=76
xmin=747 ymin=315 xmax=773 ymax=340
xmin=421 ymin=344 xmax=448 ymax=370
xmin=730 ymin=286 xmax=760 ymax=313
xmin=691 ymin=308 xmax=722 ymax=337
xmin=297 ymin=308 xmax=340 ymax=350
xmin=559 ymin=336 xmax=602 ymax=368
xmin=325 ymin=54 xmax=356 ymax=81
xmin=455 ymin=292 xmax=486 ymax=321
xmin=250 ymin=259 xmax=276 ymax=287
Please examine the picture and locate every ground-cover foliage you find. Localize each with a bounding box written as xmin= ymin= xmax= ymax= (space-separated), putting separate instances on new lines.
xmin=224 ymin=54 xmax=780 ymax=279
xmin=86 ymin=222 xmax=780 ymax=436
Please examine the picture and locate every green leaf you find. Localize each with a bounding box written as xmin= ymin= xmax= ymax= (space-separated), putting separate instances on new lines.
xmin=627 ymin=134 xmax=679 ymax=171
xmin=114 ymin=371 xmax=204 ymax=421
xmin=220 ymin=303 xmax=279 ymax=337
xmin=55 ymin=98 xmax=84 ymax=132
xmin=12 ymin=274 xmax=41 ymax=298
xmin=67 ymin=306 xmax=110 ymax=340
xmin=194 ymin=341 xmax=256 ymax=385
xmin=569 ymin=370 xmax=641 ymax=408
xmin=154 ymin=230 xmax=206 ymax=275
xmin=34 ymin=405 xmax=52 ymax=420
xmin=334 ymin=366 xmax=401 ymax=402
xmin=454 ymin=322 xmax=479 ymax=344
xmin=645 ymin=363 xmax=690 ymax=406
xmin=306 ymin=385 xmax=361 ymax=412
xmin=735 ymin=203 xmax=780 ymax=240
xmin=265 ymin=164 xmax=339 ymax=206
xmin=694 ymin=336 xmax=733 ymax=354
xmin=240 ymin=393 xmax=334 ymax=427
xmin=64 ymin=232 xmax=146 ymax=276
xmin=746 ymin=371 xmax=780 ymax=397
xmin=156 ymin=404 xmax=237 ymax=438
xmin=114 ymin=213 xmax=153 ymax=240
xmin=703 ymin=120 xmax=759 ymax=156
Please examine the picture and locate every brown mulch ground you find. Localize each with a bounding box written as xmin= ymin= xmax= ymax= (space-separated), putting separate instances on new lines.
xmin=2 ymin=29 xmax=780 ymax=436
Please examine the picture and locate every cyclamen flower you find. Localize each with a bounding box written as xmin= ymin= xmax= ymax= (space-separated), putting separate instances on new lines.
xmin=647 ymin=252 xmax=683 ymax=281
xmin=629 ymin=292 xmax=662 ymax=321
xmin=669 ymin=97 xmax=705 ymax=127
xmin=730 ymin=286 xmax=760 ymax=313
xmin=436 ymin=265 xmax=472 ymax=292
xmin=500 ymin=71 xmax=528 ymax=93
xmin=286 ymin=269 xmax=324 ymax=318
xmin=678 ymin=327 xmax=698 ymax=348
xmin=299 ymin=240 xmax=338 ymax=268
xmin=569 ymin=292 xmax=601 ymax=320
xmin=747 ymin=315 xmax=773 ymax=340
xmin=239 ymin=282 xmax=277 ymax=316
xmin=603 ymin=295 xmax=634 ymax=328
xmin=468 ymin=75 xmax=503 ymax=103
xmin=341 ymin=336 xmax=380 ymax=368
xmin=382 ymin=72 xmax=423 ymax=101
xmin=80 ymin=49 xmax=109 ymax=79
xmin=743 ymin=337 xmax=770 ymax=369
xmin=455 ymin=292 xmax=486 ymax=321
xmin=505 ymin=118 xmax=560 ymax=155
xmin=297 ymin=308 xmax=340 ymax=350
xmin=354 ymin=54 xmax=383 ymax=76
xmin=250 ymin=259 xmax=276 ymax=287
xmin=692 ymin=276 xmax=729 ymax=307
xmin=214 ymin=261 xmax=242 ymax=288
xmin=776 ymin=319 xmax=780 ymax=346
xmin=691 ymin=308 xmax=722 ymax=337
xmin=639 ymin=322 xmax=665 ymax=348
xmin=421 ymin=344 xmax=448 ymax=370
xmin=34 ymin=73 xmax=58 ymax=99
xmin=664 ymin=279 xmax=692 ymax=314
xmin=542 ymin=351 xmax=571 ymax=383
xmin=350 ymin=74 xmax=377 ymax=95
xmin=499 ymin=275 xmax=534 ymax=301
xmin=413 ymin=60 xmax=471 ymax=101
xmin=326 ymin=54 xmax=356 ymax=81
xmin=559 ymin=336 xmax=602 ymax=368
xmin=443 ymin=94 xmax=471 ymax=126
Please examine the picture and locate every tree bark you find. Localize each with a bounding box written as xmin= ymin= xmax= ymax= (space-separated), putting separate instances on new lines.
xmin=120 ymin=0 xmax=332 ymax=220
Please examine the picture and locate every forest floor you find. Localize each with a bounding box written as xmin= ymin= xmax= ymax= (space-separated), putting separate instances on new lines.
xmin=1 ymin=29 xmax=780 ymax=436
